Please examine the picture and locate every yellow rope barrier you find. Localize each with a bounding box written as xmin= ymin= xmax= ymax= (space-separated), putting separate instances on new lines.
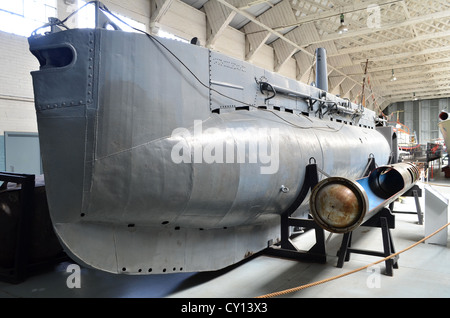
xmin=256 ymin=221 xmax=450 ymax=298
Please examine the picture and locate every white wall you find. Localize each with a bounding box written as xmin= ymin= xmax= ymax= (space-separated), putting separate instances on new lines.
xmin=155 ymin=0 xmax=298 ymax=77
xmin=0 ymin=31 xmax=38 ymax=133
xmin=0 ymin=30 xmax=39 ymax=170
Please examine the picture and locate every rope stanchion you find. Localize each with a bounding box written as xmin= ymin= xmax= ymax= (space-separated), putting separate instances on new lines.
xmin=256 ymin=221 xmax=450 ymax=298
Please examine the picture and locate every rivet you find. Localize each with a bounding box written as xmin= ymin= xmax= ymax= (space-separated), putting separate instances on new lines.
xmin=280 ymin=185 xmax=289 ymax=193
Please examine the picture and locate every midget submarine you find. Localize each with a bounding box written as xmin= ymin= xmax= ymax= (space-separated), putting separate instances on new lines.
xmin=28 ymin=3 xmax=414 ymax=275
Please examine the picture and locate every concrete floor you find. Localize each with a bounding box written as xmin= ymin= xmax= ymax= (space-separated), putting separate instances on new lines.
xmin=1 ymin=165 xmax=449 ymax=299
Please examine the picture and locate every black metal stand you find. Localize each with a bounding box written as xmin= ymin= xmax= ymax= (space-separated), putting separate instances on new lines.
xmin=336 ymin=207 xmax=398 ymax=276
xmin=0 ymin=172 xmax=68 ymax=284
xmin=390 ymin=184 xmax=423 ymax=225
xmin=0 ymin=172 xmax=35 ymax=284
xmin=265 ymin=161 xmax=327 ymax=263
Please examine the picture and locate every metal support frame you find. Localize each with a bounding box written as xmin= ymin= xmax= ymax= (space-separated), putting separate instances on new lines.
xmin=265 ymin=160 xmax=327 ymax=263
xmin=0 ymin=172 xmax=68 ymax=283
xmin=362 ymin=154 xmax=376 ymax=178
xmin=336 ymin=207 xmax=398 ymax=276
xmin=390 ymin=184 xmax=423 ymax=225
xmin=94 ymin=1 xmax=120 ymax=30
xmin=0 ymin=172 xmax=35 ymax=283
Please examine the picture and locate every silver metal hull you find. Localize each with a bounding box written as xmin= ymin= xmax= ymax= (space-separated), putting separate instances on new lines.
xmin=29 ymin=28 xmax=391 ymax=274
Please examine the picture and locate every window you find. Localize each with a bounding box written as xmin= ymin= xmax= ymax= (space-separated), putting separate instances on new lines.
xmin=0 ymin=0 xmax=57 ymax=37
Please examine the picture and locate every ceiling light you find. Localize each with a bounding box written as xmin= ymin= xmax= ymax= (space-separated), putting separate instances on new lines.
xmin=336 ymin=14 xmax=348 ymax=34
xmin=390 ymin=69 xmax=397 ymax=82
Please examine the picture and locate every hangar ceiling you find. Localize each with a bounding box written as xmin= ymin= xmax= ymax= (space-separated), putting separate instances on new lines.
xmin=152 ymin=0 xmax=450 ymax=112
